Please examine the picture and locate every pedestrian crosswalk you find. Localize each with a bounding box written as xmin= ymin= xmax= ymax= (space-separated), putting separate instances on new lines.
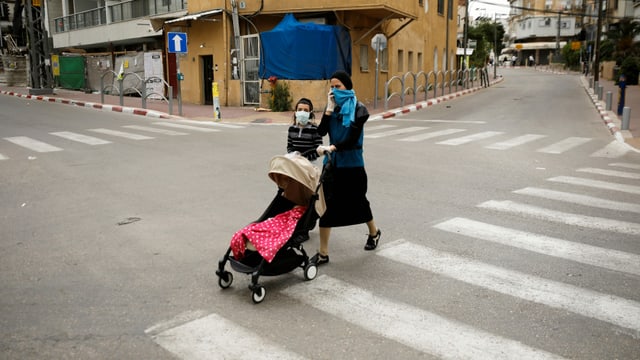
xmin=147 ymin=162 xmax=640 ymax=358
xmin=0 ymin=120 xmax=244 ymax=161
xmin=363 ymin=123 xmax=637 ymax=158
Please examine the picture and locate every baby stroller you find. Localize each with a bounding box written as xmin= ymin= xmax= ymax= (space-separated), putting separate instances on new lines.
xmin=216 ymin=152 xmax=327 ymax=303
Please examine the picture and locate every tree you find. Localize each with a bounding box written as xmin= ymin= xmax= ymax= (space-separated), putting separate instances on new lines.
xmin=605 ymin=19 xmax=640 ymax=64
xmin=468 ymin=20 xmax=505 ymax=67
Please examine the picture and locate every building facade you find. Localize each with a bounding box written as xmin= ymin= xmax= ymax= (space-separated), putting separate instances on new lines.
xmin=43 ymin=0 xmax=458 ymax=108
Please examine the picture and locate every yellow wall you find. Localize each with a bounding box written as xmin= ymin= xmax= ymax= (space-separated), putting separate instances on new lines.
xmin=173 ymin=1 xmax=458 ymax=109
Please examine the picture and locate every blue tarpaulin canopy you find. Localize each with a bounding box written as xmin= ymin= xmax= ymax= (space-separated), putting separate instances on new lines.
xmin=259 ymin=14 xmax=352 ymax=80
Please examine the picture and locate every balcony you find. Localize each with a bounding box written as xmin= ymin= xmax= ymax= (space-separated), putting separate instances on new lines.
xmin=243 ymin=0 xmax=419 ymax=20
xmin=51 ymin=0 xmax=187 ymax=34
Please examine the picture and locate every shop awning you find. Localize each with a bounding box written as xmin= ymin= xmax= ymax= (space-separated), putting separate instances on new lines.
xmin=505 ymin=41 xmax=567 ymax=51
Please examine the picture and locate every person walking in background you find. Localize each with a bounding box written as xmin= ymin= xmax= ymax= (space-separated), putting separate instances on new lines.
xmin=311 ymin=70 xmax=381 ymax=266
xmin=287 ymin=98 xmax=323 ymax=162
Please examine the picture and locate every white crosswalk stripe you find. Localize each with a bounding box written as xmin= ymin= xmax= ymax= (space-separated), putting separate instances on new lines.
xmin=365 ymin=124 xmax=397 ymax=132
xmin=152 ymin=122 xmax=220 ymax=132
xmin=0 ymin=153 xmax=8 ymax=160
xmin=149 ymin=313 xmax=306 ymax=360
xmin=122 ymin=125 xmax=188 ymax=135
xmin=513 ymin=187 xmax=640 ymax=214
xmin=88 ymin=128 xmax=154 ymax=140
xmin=478 ymin=200 xmax=640 ymax=235
xmin=548 ymin=176 xmax=640 ymax=195
xmin=4 ymin=136 xmax=63 ymax=152
xmin=590 ymin=140 xmax=631 ymax=158
xmin=576 ymin=167 xmax=640 ymax=179
xmin=434 ymin=217 xmax=640 ymax=276
xmin=365 ymin=126 xmax=430 ymax=139
xmin=436 ymin=131 xmax=504 ymax=145
xmin=50 ymin=131 xmax=111 ymax=145
xmin=610 ymin=162 xmax=640 ymax=170
xmin=398 ymin=128 xmax=466 ymax=142
xmin=282 ymin=275 xmax=565 ymax=360
xmin=484 ymin=134 xmax=546 ymax=150
xmin=378 ymin=239 xmax=640 ymax=335
xmin=536 ymin=137 xmax=592 ymax=154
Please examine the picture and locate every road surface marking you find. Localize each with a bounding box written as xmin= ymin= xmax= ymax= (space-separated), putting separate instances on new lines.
xmin=4 ymin=136 xmax=63 ymax=152
xmin=548 ymin=176 xmax=640 ymax=195
xmin=436 ymin=131 xmax=504 ymax=145
xmin=610 ymin=162 xmax=640 ymax=170
xmin=416 ymin=119 xmax=486 ymax=124
xmin=123 ymin=125 xmax=188 ymax=135
xmin=576 ymin=167 xmax=640 ymax=180
xmin=378 ymin=239 xmax=640 ymax=335
xmin=434 ymin=217 xmax=640 ymax=276
xmin=173 ymin=119 xmax=245 ymax=129
xmin=0 ymin=153 xmax=7 ymax=160
xmin=478 ymin=200 xmax=640 ymax=236
xmin=365 ymin=126 xmax=430 ymax=139
xmin=536 ymin=137 xmax=591 ymax=154
xmin=152 ymin=122 xmax=220 ymax=132
xmin=364 ymin=124 xmax=396 ymax=131
xmin=283 ymin=275 xmax=565 ymax=360
xmin=88 ymin=128 xmax=154 ymax=140
xmin=150 ymin=313 xmax=306 ymax=360
xmin=514 ymin=187 xmax=640 ymax=214
xmin=484 ymin=134 xmax=546 ymax=150
xmin=50 ymin=131 xmax=111 ymax=145
xmin=399 ymin=128 xmax=466 ymax=142
xmin=590 ymin=141 xmax=631 ymax=158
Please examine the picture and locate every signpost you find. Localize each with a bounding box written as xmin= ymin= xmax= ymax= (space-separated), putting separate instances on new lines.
xmin=371 ymin=33 xmax=387 ymax=109
xmin=167 ymin=32 xmax=187 ymax=116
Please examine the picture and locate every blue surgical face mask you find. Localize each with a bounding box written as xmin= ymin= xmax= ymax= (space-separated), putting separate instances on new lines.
xmin=295 ymin=111 xmax=310 ymax=125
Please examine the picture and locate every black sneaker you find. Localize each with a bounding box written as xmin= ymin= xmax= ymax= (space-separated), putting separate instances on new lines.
xmin=310 ymin=252 xmax=329 ymax=266
xmin=364 ymin=229 xmax=381 ymax=251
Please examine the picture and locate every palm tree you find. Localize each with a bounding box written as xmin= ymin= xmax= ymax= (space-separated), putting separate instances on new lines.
xmin=605 ymin=18 xmax=640 ymax=63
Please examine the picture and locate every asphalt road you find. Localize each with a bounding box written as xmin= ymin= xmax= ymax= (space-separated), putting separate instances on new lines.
xmin=1 ymin=69 xmax=639 ymax=359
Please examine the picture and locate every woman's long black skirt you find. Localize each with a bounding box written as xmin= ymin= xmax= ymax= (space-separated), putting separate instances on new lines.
xmin=319 ymin=166 xmax=373 ymax=228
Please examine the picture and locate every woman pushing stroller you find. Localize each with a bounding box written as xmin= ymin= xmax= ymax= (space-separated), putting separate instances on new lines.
xmin=311 ymin=71 xmax=381 ymax=266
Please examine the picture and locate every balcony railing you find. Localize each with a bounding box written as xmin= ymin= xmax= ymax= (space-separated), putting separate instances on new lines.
xmin=51 ymin=0 xmax=186 ymax=33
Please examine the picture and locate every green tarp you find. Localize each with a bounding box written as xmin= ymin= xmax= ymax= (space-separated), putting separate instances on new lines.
xmin=58 ymin=56 xmax=85 ymax=90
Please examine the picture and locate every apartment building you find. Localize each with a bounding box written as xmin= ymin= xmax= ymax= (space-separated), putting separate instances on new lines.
xmin=505 ymin=0 xmax=584 ymax=65
xmin=44 ymin=0 xmax=457 ymax=108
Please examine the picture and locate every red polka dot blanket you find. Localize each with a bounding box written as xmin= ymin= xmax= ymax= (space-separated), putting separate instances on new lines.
xmin=230 ymin=206 xmax=307 ymax=263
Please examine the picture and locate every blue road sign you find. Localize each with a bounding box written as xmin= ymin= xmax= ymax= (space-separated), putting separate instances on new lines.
xmin=167 ymin=32 xmax=187 ymax=53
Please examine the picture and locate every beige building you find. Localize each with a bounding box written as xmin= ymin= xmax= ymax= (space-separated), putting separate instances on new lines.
xmin=160 ymin=0 xmax=458 ymax=109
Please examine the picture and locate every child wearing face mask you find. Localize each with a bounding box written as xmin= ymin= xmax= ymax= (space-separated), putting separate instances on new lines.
xmin=287 ymin=98 xmax=323 ymax=162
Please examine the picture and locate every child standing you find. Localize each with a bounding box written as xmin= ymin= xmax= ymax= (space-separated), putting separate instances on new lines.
xmin=287 ymin=98 xmax=323 ymax=162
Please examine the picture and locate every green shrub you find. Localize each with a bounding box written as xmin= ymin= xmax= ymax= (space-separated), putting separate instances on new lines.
xmin=268 ymin=81 xmax=292 ymax=112
xmin=618 ymin=56 xmax=640 ymax=85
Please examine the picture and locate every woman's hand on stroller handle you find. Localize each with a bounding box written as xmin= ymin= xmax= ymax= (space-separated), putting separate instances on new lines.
xmin=316 ymin=145 xmax=336 ymax=155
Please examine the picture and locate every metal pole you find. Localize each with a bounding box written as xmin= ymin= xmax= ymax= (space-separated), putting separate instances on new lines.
xmin=463 ymin=0 xmax=469 ymax=71
xmin=621 ymin=107 xmax=630 ymax=130
xmin=176 ymin=55 xmax=182 ymax=116
xmin=494 ymin=14 xmax=497 ymax=79
xmin=374 ymin=40 xmax=380 ymax=109
xmin=605 ymin=91 xmax=612 ymax=111
xmin=593 ymin=0 xmax=604 ymax=84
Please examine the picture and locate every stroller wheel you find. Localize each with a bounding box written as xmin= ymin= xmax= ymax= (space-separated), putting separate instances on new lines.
xmin=303 ymin=263 xmax=318 ymax=281
xmin=252 ymin=286 xmax=266 ymax=304
xmin=218 ymin=271 xmax=233 ymax=289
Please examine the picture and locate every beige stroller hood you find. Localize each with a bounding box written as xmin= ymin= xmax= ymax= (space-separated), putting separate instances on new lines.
xmin=268 ymin=153 xmax=326 ymax=217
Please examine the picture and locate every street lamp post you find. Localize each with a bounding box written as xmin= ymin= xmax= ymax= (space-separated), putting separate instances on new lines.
xmin=494 ymin=13 xmax=498 ymax=79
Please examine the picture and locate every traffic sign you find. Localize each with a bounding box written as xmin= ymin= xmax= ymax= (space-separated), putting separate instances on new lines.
xmin=167 ymin=32 xmax=187 ymax=54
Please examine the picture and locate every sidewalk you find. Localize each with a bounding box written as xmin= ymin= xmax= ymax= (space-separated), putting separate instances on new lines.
xmin=582 ymin=75 xmax=640 ymax=150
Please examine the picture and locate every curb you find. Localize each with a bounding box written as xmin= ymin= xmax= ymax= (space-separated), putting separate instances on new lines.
xmin=369 ymin=77 xmax=505 ymax=121
xmin=580 ymin=77 xmax=639 ymax=153
xmin=0 ymin=89 xmax=174 ymax=120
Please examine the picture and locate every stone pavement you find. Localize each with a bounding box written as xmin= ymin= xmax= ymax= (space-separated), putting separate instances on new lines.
xmin=1 ymin=73 xmax=638 ymax=151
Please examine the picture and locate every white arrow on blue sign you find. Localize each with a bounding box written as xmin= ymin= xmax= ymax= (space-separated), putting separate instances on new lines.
xmin=167 ymin=32 xmax=187 ymax=54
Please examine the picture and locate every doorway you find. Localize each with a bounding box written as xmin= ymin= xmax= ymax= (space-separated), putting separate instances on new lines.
xmin=202 ymin=55 xmax=214 ymax=105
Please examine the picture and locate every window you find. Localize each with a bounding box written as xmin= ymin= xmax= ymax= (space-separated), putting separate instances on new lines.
xmin=397 ymin=49 xmax=404 ymax=72
xmin=438 ymin=0 xmax=444 ymax=15
xmin=417 ymin=52 xmax=423 ymax=71
xmin=408 ymin=51 xmax=414 ymax=72
xmin=360 ymin=45 xmax=369 ymax=71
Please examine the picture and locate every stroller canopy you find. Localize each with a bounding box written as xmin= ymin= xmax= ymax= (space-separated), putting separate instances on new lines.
xmin=268 ymin=153 xmax=326 ymax=216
